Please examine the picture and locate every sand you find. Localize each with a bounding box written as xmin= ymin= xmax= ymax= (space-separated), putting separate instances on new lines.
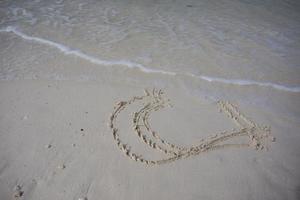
xmin=0 ymin=80 xmax=299 ymax=200
xmin=1 ymin=0 xmax=300 ymax=200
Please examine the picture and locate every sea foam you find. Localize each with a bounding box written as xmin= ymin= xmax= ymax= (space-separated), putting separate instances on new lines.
xmin=1 ymin=26 xmax=299 ymax=93
xmin=0 ymin=26 xmax=176 ymax=76
xmin=193 ymin=74 xmax=300 ymax=93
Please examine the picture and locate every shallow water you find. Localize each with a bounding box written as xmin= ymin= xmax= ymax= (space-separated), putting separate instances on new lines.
xmin=1 ymin=1 xmax=299 ymax=94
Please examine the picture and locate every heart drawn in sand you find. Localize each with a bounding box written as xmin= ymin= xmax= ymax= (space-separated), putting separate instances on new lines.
xmin=108 ymin=89 xmax=275 ymax=166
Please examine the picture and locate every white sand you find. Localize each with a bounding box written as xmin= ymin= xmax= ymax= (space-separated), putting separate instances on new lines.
xmin=0 ymin=80 xmax=299 ymax=200
xmin=1 ymin=0 xmax=300 ymax=199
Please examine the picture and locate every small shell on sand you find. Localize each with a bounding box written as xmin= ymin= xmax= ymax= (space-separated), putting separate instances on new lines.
xmin=57 ymin=164 xmax=66 ymax=169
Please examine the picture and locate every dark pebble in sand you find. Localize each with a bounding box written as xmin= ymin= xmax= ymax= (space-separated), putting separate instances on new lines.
xmin=14 ymin=185 xmax=24 ymax=198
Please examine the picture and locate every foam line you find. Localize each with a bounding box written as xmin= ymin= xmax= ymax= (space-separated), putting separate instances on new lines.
xmin=0 ymin=26 xmax=176 ymax=76
xmin=188 ymin=73 xmax=300 ymax=93
xmin=1 ymin=26 xmax=299 ymax=93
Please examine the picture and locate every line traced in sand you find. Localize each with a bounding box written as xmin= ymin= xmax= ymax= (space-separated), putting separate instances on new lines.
xmin=108 ymin=89 xmax=275 ymax=166
xmin=1 ymin=26 xmax=299 ymax=93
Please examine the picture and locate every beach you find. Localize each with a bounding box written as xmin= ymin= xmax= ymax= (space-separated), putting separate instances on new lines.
xmin=0 ymin=0 xmax=300 ymax=199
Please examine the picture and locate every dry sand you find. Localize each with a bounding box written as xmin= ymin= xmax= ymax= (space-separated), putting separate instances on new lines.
xmin=0 ymin=80 xmax=299 ymax=200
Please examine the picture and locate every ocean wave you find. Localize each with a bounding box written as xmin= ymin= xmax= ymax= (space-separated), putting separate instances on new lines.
xmin=0 ymin=26 xmax=176 ymax=76
xmin=0 ymin=26 xmax=299 ymax=93
xmin=187 ymin=73 xmax=300 ymax=93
